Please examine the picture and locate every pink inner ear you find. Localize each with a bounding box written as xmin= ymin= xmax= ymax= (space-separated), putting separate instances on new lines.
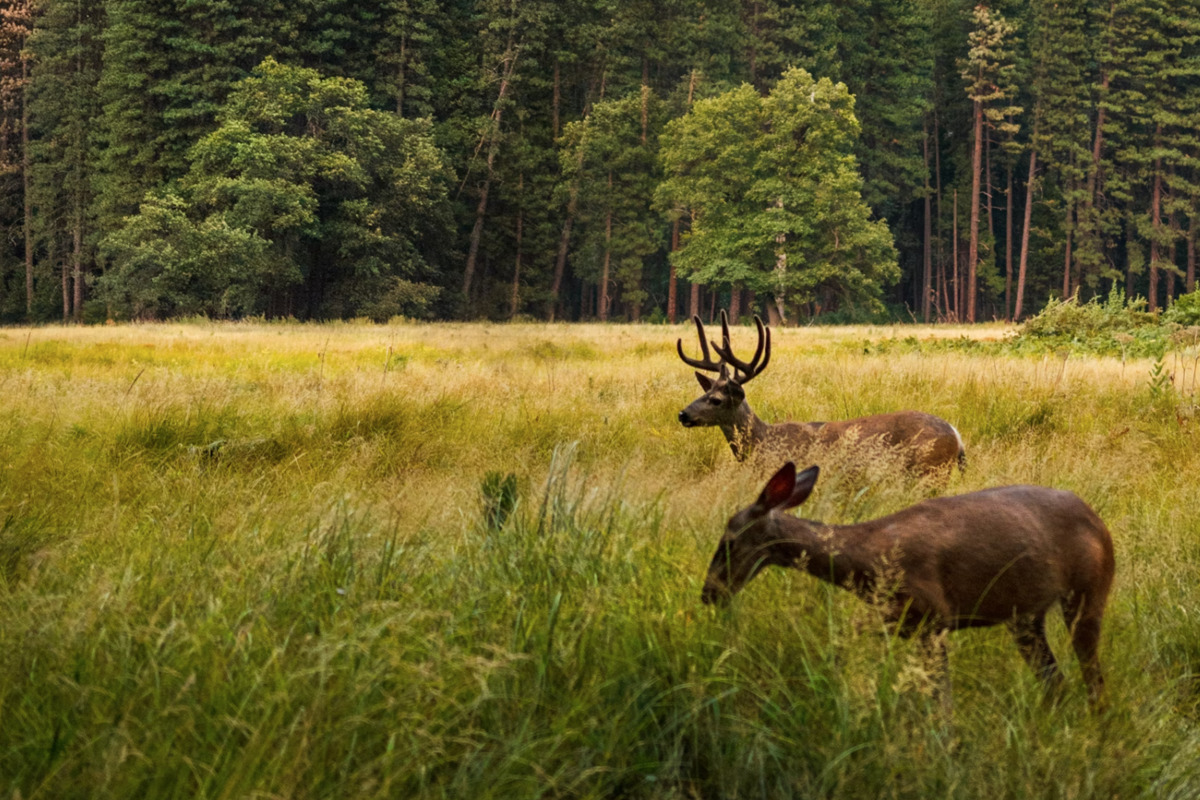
xmin=758 ymin=461 xmax=796 ymax=508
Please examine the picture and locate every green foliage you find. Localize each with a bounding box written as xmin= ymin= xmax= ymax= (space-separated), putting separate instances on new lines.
xmin=100 ymin=58 xmax=454 ymax=319
xmin=1014 ymin=288 xmax=1167 ymax=355
xmin=659 ymin=68 xmax=899 ymax=316
xmin=1164 ymin=289 xmax=1200 ymax=326
xmin=97 ymin=193 xmax=277 ymax=318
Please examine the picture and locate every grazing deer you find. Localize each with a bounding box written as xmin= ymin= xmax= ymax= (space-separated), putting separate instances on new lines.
xmin=702 ymin=462 xmax=1115 ymax=702
xmin=676 ymin=312 xmax=965 ymax=474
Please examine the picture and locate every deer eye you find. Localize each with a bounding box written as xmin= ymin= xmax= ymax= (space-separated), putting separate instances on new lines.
xmin=707 ymin=396 xmax=723 ymax=406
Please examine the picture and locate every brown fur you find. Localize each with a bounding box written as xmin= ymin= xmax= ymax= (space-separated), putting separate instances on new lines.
xmin=702 ymin=463 xmax=1115 ymax=702
xmin=677 ymin=314 xmax=965 ymax=473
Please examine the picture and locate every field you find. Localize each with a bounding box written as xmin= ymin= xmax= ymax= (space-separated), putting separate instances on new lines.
xmin=2 ymin=320 xmax=1200 ymax=799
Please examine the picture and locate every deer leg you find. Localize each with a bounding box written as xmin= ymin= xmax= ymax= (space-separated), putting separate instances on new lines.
xmin=1062 ymin=596 xmax=1106 ymax=706
xmin=1009 ymin=615 xmax=1063 ymax=694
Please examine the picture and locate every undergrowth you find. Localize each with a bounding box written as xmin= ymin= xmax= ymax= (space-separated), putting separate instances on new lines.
xmin=1 ymin=321 xmax=1199 ymax=798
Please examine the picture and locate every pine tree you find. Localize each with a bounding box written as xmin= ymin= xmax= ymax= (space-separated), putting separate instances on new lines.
xmin=961 ymin=3 xmax=1020 ymax=322
xmin=27 ymin=0 xmax=103 ymax=322
xmin=0 ymin=0 xmax=33 ymax=318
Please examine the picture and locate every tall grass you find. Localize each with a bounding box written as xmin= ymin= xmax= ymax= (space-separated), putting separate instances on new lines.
xmin=1 ymin=321 xmax=1199 ymax=797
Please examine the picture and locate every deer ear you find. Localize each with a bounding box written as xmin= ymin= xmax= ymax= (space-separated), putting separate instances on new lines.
xmin=781 ymin=465 xmax=820 ymax=509
xmin=756 ymin=462 xmax=797 ymax=509
xmin=695 ymin=372 xmax=714 ymax=391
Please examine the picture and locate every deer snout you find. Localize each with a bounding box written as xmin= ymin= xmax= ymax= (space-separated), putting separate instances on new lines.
xmin=679 ymin=409 xmax=697 ymax=427
xmin=701 ymin=582 xmax=731 ymax=606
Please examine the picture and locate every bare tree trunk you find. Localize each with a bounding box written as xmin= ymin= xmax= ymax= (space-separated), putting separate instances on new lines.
xmin=967 ymin=99 xmax=983 ymax=322
xmin=728 ymin=282 xmax=741 ymax=324
xmin=22 ymin=57 xmax=32 ymax=318
xmin=73 ymin=205 xmax=84 ymax=323
xmin=668 ymin=220 xmax=679 ymax=323
xmin=923 ymin=120 xmax=933 ymax=322
xmin=61 ymin=256 xmax=69 ymax=323
xmin=1168 ymin=207 xmax=1178 ymax=307
xmin=1005 ymin=165 xmax=1014 ymax=320
xmin=690 ymin=280 xmax=700 ymax=319
xmin=953 ymin=187 xmax=960 ymax=321
xmin=549 ymin=145 xmax=584 ymax=321
xmin=1062 ymin=198 xmax=1074 ymax=300
xmin=1149 ymin=149 xmax=1163 ymax=312
xmin=1015 ymin=145 xmax=1037 ymax=320
xmin=510 ymin=176 xmax=523 ymax=319
xmin=934 ymin=109 xmax=944 ymax=318
xmin=462 ymin=43 xmax=518 ymax=312
xmin=1188 ymin=215 xmax=1196 ymax=294
xmin=599 ymin=172 xmax=612 ymax=322
xmin=986 ymin=126 xmax=995 ymax=249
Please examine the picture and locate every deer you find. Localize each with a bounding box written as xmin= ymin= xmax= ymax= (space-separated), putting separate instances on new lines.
xmin=701 ymin=462 xmax=1115 ymax=704
xmin=676 ymin=312 xmax=965 ymax=474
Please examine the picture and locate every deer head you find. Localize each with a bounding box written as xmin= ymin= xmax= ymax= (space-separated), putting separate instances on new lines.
xmin=701 ymin=462 xmax=819 ymax=605
xmin=677 ymin=311 xmax=771 ymax=430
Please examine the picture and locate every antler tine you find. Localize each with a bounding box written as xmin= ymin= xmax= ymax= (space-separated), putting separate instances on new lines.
xmin=711 ymin=313 xmax=771 ymax=385
xmin=677 ymin=315 xmax=724 ymax=373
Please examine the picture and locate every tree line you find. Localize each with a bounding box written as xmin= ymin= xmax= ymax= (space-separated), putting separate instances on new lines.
xmin=0 ymin=0 xmax=1197 ymax=324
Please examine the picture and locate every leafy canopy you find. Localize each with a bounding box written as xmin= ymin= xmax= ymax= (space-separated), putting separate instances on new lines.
xmin=657 ymin=68 xmax=898 ymax=311
xmin=100 ymin=58 xmax=452 ymax=320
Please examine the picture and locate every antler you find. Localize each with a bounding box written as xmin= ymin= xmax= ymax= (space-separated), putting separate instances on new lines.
xmin=677 ymin=315 xmax=725 ymax=373
xmin=711 ymin=310 xmax=770 ymax=385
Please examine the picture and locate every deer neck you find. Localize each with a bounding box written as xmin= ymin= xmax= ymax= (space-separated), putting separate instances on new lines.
xmin=772 ymin=517 xmax=878 ymax=592
xmin=721 ymin=401 xmax=770 ymax=461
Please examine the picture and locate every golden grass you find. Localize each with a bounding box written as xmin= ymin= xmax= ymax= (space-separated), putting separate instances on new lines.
xmin=1 ymin=319 xmax=1199 ymax=798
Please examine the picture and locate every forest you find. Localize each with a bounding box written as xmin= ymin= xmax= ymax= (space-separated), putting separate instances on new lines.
xmin=0 ymin=0 xmax=1198 ymax=324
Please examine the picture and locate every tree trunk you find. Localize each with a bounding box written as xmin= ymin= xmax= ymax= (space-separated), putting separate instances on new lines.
xmin=73 ymin=206 xmax=84 ymax=323
xmin=690 ymin=280 xmax=700 ymax=319
xmin=61 ymin=257 xmax=70 ymax=323
xmin=1149 ymin=150 xmax=1162 ymax=313
xmin=549 ymin=145 xmax=584 ymax=321
xmin=1015 ymin=144 xmax=1037 ymax=320
xmin=728 ymin=283 xmax=741 ymax=324
xmin=1062 ymin=199 xmax=1074 ymax=300
xmin=1167 ymin=208 xmax=1178 ymax=307
xmin=967 ymin=99 xmax=983 ymax=322
xmin=923 ymin=119 xmax=932 ymax=322
xmin=934 ymin=109 xmax=944 ymax=319
xmin=22 ymin=57 xmax=32 ymax=319
xmin=462 ymin=44 xmax=517 ymax=312
xmin=668 ymin=220 xmax=679 ymax=323
xmin=599 ymin=172 xmax=612 ymax=322
xmin=1188 ymin=215 xmax=1196 ymax=294
xmin=1005 ymin=165 xmax=1014 ymax=320
xmin=510 ymin=176 xmax=523 ymax=319
xmin=772 ymin=196 xmax=789 ymax=324
xmin=953 ymin=187 xmax=960 ymax=321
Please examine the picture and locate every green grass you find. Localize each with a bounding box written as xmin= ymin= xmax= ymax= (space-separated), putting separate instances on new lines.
xmin=2 ymin=320 xmax=1200 ymax=798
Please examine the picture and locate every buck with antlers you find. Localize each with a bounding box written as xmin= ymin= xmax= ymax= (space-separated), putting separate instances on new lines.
xmin=677 ymin=312 xmax=965 ymax=474
xmin=702 ymin=462 xmax=1115 ymax=703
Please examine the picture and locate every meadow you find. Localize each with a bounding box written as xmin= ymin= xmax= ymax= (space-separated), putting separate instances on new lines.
xmin=1 ymin=319 xmax=1199 ymax=799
